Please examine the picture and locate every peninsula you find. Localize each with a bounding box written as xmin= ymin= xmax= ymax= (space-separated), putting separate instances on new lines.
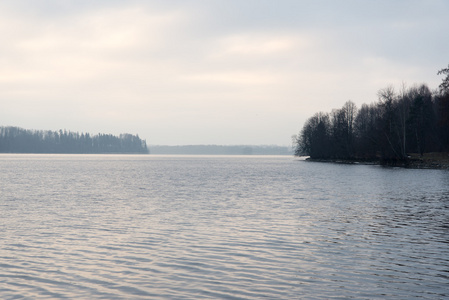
xmin=0 ymin=126 xmax=148 ymax=154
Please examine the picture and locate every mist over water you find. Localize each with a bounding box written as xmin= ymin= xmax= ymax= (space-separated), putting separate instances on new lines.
xmin=1 ymin=154 xmax=448 ymax=299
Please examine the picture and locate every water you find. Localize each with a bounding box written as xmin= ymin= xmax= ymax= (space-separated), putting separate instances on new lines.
xmin=1 ymin=154 xmax=448 ymax=299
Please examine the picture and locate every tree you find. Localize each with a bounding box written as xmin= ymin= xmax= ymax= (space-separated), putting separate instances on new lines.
xmin=435 ymin=91 xmax=449 ymax=151
xmin=436 ymin=65 xmax=449 ymax=151
xmin=377 ymin=86 xmax=404 ymax=159
xmin=296 ymin=67 xmax=449 ymax=160
xmin=438 ymin=64 xmax=449 ymax=95
xmin=296 ymin=112 xmax=331 ymax=158
xmin=0 ymin=126 xmax=149 ymax=154
xmin=406 ymin=84 xmax=434 ymax=156
xmin=354 ymin=102 xmax=380 ymax=158
xmin=341 ymin=100 xmax=357 ymax=157
xmin=396 ymin=83 xmax=411 ymax=158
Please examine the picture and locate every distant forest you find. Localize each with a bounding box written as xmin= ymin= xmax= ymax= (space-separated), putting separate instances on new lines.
xmin=0 ymin=127 xmax=148 ymax=154
xmin=149 ymin=145 xmax=292 ymax=155
xmin=295 ymin=65 xmax=449 ymax=161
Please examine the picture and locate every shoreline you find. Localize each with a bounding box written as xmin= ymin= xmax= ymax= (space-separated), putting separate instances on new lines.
xmin=305 ymin=153 xmax=449 ymax=170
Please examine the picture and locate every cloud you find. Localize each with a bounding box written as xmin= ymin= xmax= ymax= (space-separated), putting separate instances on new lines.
xmin=181 ymin=71 xmax=277 ymax=86
xmin=0 ymin=1 xmax=448 ymax=145
xmin=214 ymin=34 xmax=303 ymax=56
xmin=1 ymin=5 xmax=187 ymax=82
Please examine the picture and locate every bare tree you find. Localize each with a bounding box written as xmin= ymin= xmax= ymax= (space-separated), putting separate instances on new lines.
xmin=438 ymin=64 xmax=449 ymax=95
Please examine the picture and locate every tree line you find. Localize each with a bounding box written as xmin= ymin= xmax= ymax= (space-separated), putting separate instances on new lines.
xmin=149 ymin=145 xmax=293 ymax=155
xmin=0 ymin=127 xmax=149 ymax=154
xmin=295 ymin=65 xmax=449 ymax=162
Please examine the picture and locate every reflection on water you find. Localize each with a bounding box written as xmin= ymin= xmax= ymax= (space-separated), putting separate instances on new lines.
xmin=1 ymin=154 xmax=448 ymax=299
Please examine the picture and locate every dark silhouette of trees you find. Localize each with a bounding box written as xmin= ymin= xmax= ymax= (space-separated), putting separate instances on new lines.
xmin=438 ymin=64 xmax=449 ymax=94
xmin=406 ymin=85 xmax=434 ymax=156
xmin=436 ymin=65 xmax=449 ymax=151
xmin=435 ymin=92 xmax=449 ymax=151
xmin=329 ymin=101 xmax=357 ymax=159
xmin=0 ymin=127 xmax=148 ymax=154
xmin=295 ymin=112 xmax=331 ymax=158
xmin=295 ymin=65 xmax=449 ymax=160
xmin=377 ymin=86 xmax=404 ymax=159
xmin=353 ymin=102 xmax=380 ymax=158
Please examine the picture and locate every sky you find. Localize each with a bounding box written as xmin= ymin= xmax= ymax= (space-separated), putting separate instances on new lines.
xmin=1 ymin=0 xmax=448 ymax=146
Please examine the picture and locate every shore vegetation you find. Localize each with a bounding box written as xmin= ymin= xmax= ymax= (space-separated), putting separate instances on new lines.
xmin=0 ymin=127 xmax=148 ymax=154
xmin=295 ymin=65 xmax=449 ymax=168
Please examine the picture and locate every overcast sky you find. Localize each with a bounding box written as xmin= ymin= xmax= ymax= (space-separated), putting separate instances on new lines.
xmin=1 ymin=0 xmax=448 ymax=145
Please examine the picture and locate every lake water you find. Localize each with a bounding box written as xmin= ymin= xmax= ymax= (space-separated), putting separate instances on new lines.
xmin=1 ymin=154 xmax=448 ymax=299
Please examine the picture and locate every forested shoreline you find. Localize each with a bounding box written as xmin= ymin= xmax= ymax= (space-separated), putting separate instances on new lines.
xmin=0 ymin=127 xmax=148 ymax=154
xmin=149 ymin=145 xmax=292 ymax=155
xmin=295 ymin=65 xmax=449 ymax=164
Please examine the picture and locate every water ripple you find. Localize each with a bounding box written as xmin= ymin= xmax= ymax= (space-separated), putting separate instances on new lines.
xmin=1 ymin=155 xmax=448 ymax=299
